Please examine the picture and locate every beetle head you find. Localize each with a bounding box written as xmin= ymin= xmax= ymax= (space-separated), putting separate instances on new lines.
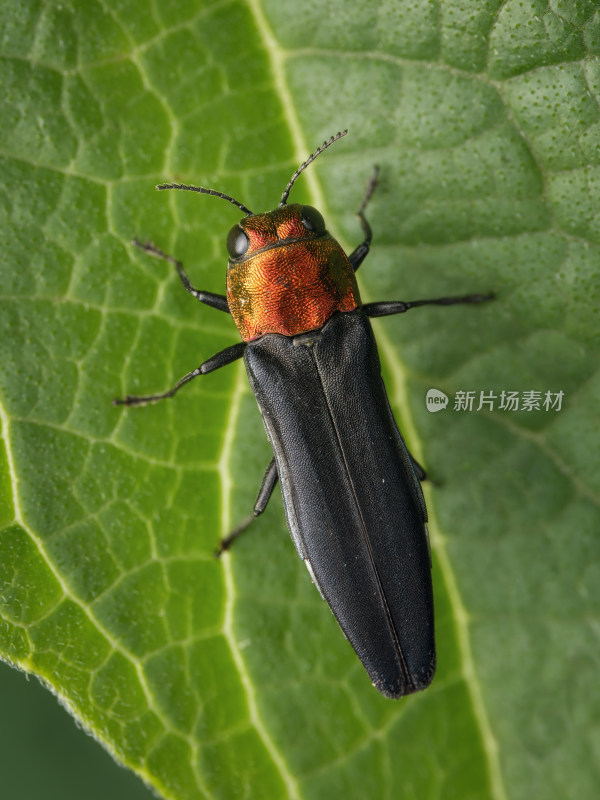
xmin=225 ymin=203 xmax=327 ymax=262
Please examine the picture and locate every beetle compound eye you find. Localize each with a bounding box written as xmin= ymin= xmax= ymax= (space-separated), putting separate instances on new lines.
xmin=300 ymin=206 xmax=326 ymax=234
xmin=227 ymin=225 xmax=250 ymax=258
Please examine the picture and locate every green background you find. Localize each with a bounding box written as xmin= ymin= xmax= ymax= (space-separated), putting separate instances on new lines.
xmin=1 ymin=1 xmax=599 ymax=798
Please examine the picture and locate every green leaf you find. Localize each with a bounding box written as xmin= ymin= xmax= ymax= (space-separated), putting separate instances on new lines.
xmin=1 ymin=1 xmax=599 ymax=799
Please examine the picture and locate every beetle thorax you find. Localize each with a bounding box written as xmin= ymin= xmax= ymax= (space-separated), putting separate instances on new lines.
xmin=226 ymin=204 xmax=361 ymax=341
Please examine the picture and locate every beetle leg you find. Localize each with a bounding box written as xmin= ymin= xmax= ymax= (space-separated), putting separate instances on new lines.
xmin=215 ymin=457 xmax=279 ymax=556
xmin=113 ymin=342 xmax=246 ymax=407
xmin=363 ymin=292 xmax=494 ymax=317
xmin=349 ymin=165 xmax=379 ymax=271
xmin=132 ymin=238 xmax=230 ymax=313
xmin=253 ymin=456 xmax=279 ymax=515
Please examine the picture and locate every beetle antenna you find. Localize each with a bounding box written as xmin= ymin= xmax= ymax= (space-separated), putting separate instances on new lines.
xmin=157 ymin=183 xmax=254 ymax=216
xmin=280 ymin=130 xmax=348 ymax=206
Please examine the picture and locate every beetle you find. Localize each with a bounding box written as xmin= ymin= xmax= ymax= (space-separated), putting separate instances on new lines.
xmin=115 ymin=131 xmax=492 ymax=698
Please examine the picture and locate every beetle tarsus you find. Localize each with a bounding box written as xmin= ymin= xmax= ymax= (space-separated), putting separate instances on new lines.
xmin=113 ymin=367 xmax=203 ymax=407
xmin=114 ymin=344 xmax=245 ymax=409
xmin=113 ymin=394 xmax=156 ymax=407
xmin=215 ymin=514 xmax=255 ymax=557
xmin=350 ymin=165 xmax=379 ymax=271
xmin=132 ymin=237 xmax=230 ymax=313
xmin=358 ymin=165 xmax=379 ymax=217
xmin=214 ymin=458 xmax=279 ymax=556
xmin=363 ymin=292 xmax=495 ymax=318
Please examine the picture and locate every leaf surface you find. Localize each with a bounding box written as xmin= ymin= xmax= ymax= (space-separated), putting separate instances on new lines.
xmin=0 ymin=1 xmax=599 ymax=798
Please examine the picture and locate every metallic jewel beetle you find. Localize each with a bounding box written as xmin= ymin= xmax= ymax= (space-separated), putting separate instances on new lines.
xmin=115 ymin=131 xmax=491 ymax=697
